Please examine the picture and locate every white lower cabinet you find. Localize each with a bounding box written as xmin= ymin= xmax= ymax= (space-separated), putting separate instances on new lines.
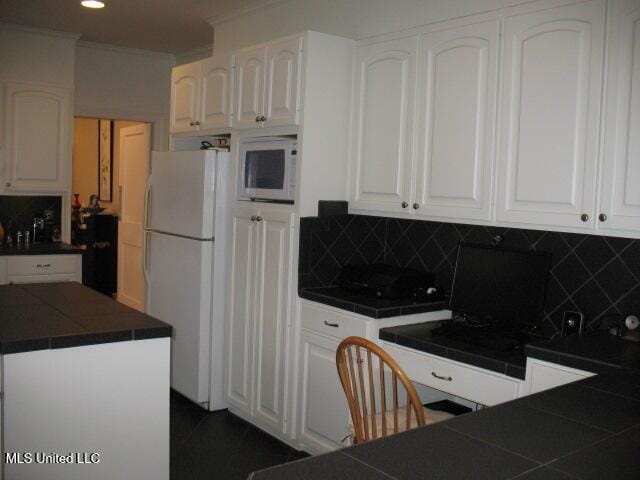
xmin=225 ymin=205 xmax=294 ymax=440
xmin=0 ymin=254 xmax=82 ymax=285
xmin=297 ymin=330 xmax=350 ymax=454
xmin=526 ymin=358 xmax=594 ymax=395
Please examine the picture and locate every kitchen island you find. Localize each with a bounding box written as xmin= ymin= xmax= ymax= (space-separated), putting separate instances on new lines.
xmin=0 ymin=282 xmax=172 ymax=480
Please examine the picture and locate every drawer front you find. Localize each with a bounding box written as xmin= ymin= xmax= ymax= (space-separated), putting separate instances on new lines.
xmin=382 ymin=342 xmax=521 ymax=406
xmin=528 ymin=359 xmax=594 ymax=394
xmin=7 ymin=274 xmax=77 ymax=284
xmin=7 ymin=255 xmax=78 ymax=276
xmin=301 ymin=302 xmax=368 ymax=340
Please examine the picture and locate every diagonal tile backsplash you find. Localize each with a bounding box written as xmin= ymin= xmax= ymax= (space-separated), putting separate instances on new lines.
xmin=299 ymin=215 xmax=640 ymax=338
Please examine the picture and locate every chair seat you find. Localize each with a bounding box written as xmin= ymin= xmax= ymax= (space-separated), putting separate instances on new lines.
xmin=347 ymin=406 xmax=454 ymax=442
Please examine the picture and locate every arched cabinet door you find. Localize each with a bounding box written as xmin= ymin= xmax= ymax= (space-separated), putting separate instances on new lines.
xmin=234 ymin=46 xmax=266 ymax=129
xmin=349 ymin=36 xmax=419 ymax=214
xmin=265 ymin=36 xmax=302 ymax=127
xmin=496 ymin=0 xmax=605 ymax=229
xmin=170 ymin=63 xmax=200 ymax=133
xmin=4 ymin=82 xmax=70 ymax=192
xmin=200 ymin=55 xmax=234 ymax=130
xmin=414 ymin=20 xmax=499 ymax=222
xmin=599 ymin=1 xmax=640 ymax=234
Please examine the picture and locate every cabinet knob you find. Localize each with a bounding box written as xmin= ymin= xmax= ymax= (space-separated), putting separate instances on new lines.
xmin=189 ymin=121 xmax=195 ymax=126
xmin=251 ymin=215 xmax=257 ymax=222
xmin=259 ymin=115 xmax=266 ymax=122
xmin=580 ymin=213 xmax=589 ymax=222
xmin=255 ymin=116 xmax=261 ymax=123
xmin=599 ymin=213 xmax=607 ymax=222
xmin=195 ymin=121 xmax=201 ymax=126
xmin=256 ymin=216 xmax=263 ymax=222
xmin=401 ymin=202 xmax=408 ymax=209
xmin=412 ymin=203 xmax=420 ymax=210
xmin=5 ymin=182 xmax=11 ymax=188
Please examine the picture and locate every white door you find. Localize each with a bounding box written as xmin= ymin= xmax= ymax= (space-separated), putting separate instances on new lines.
xmin=170 ymin=62 xmax=200 ymax=133
xmin=200 ymin=55 xmax=234 ymax=130
xmin=148 ymin=150 xmax=217 ymax=239
xmin=414 ymin=20 xmax=499 ymax=221
xmin=599 ymin=0 xmax=640 ymax=233
xmin=496 ymin=1 xmax=605 ymax=229
xmin=234 ymin=46 xmax=266 ymax=129
xmin=117 ymin=123 xmax=151 ymax=312
xmin=264 ymin=36 xmax=302 ymax=127
xmin=297 ymin=331 xmax=350 ymax=454
xmin=252 ymin=208 xmax=292 ymax=434
xmin=4 ymin=82 xmax=70 ymax=192
xmin=147 ymin=231 xmax=213 ymax=405
xmin=225 ymin=205 xmax=259 ymax=415
xmin=349 ymin=36 xmax=419 ymax=214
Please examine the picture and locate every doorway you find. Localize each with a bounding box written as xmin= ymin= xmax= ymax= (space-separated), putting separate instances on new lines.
xmin=72 ymin=117 xmax=151 ymax=312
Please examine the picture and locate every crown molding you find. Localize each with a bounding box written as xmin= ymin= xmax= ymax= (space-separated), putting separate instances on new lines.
xmin=207 ymin=0 xmax=289 ymax=26
xmin=0 ymin=22 xmax=81 ymax=40
xmin=76 ymin=40 xmax=176 ymax=60
xmin=175 ymin=44 xmax=213 ymax=63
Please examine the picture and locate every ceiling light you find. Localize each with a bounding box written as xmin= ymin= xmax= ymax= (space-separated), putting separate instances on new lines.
xmin=81 ymin=1 xmax=105 ymax=8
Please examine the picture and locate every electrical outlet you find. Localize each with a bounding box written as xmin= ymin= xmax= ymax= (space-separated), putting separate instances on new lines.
xmin=561 ymin=311 xmax=584 ymax=336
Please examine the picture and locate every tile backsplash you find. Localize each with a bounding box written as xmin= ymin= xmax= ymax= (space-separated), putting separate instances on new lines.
xmin=0 ymin=195 xmax=62 ymax=236
xmin=299 ymin=214 xmax=640 ymax=338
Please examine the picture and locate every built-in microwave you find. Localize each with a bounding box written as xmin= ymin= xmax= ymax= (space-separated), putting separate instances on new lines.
xmin=238 ymin=137 xmax=297 ymax=202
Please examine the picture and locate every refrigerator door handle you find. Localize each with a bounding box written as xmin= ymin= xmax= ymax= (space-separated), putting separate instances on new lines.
xmin=143 ymin=175 xmax=152 ymax=230
xmin=142 ymin=230 xmax=150 ymax=285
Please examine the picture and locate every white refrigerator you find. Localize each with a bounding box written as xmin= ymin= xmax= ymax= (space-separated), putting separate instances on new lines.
xmin=144 ymin=149 xmax=231 ymax=410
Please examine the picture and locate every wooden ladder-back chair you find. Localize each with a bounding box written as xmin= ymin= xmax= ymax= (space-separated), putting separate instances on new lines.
xmin=336 ymin=336 xmax=453 ymax=444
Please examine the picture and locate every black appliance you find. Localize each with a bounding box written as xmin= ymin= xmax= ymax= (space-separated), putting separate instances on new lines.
xmin=432 ymin=243 xmax=551 ymax=351
xmin=336 ymin=263 xmax=440 ymax=300
xmin=77 ymin=215 xmax=118 ymax=296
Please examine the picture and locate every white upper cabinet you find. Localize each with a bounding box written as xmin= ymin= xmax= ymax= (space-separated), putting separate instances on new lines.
xmin=170 ymin=56 xmax=234 ymax=134
xmin=4 ymin=82 xmax=70 ymax=192
xmin=199 ymin=55 xmax=234 ymax=130
xmin=599 ymin=0 xmax=640 ymax=234
xmin=496 ymin=1 xmax=605 ymax=229
xmin=234 ymin=46 xmax=267 ymax=129
xmin=349 ymin=36 xmax=419 ymax=214
xmin=265 ymin=36 xmax=303 ymax=127
xmin=170 ymin=63 xmax=200 ymax=133
xmin=414 ymin=20 xmax=499 ymax=221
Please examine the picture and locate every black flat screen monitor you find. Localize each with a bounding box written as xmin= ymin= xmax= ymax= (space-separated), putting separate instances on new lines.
xmin=449 ymin=243 xmax=551 ymax=330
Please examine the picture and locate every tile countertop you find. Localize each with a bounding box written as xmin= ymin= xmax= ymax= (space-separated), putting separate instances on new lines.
xmin=299 ymin=286 xmax=447 ymax=319
xmin=0 ymin=242 xmax=85 ymax=255
xmin=0 ymin=282 xmax=171 ymax=354
xmin=250 ymin=331 xmax=640 ymax=480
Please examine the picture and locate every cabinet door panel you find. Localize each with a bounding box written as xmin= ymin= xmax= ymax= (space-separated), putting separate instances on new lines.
xmin=225 ymin=206 xmax=258 ymax=414
xmin=497 ymin=1 xmax=605 ymax=229
xmin=253 ymin=209 xmax=292 ymax=433
xmin=298 ymin=332 xmax=349 ymax=454
xmin=600 ymin=1 xmax=640 ymax=233
xmin=5 ymin=83 xmax=69 ymax=192
xmin=350 ymin=36 xmax=418 ymax=214
xmin=415 ymin=20 xmax=499 ymax=221
xmin=234 ymin=47 xmax=266 ymax=129
xmin=200 ymin=55 xmax=234 ymax=130
xmin=170 ymin=63 xmax=200 ymax=133
xmin=265 ymin=36 xmax=302 ymax=127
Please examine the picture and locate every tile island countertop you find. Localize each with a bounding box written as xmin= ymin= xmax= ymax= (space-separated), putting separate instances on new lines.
xmin=0 ymin=282 xmax=171 ymax=354
xmin=0 ymin=241 xmax=85 ymax=256
xmin=250 ymin=330 xmax=640 ymax=480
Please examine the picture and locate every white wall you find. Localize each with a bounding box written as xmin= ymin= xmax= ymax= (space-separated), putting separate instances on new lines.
xmin=211 ymin=0 xmax=534 ymax=54
xmin=0 ymin=24 xmax=77 ymax=87
xmin=74 ymin=42 xmax=174 ymax=151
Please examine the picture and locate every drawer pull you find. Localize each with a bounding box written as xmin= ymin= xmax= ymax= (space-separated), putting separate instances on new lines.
xmin=36 ymin=264 xmax=52 ymax=268
xmin=431 ymin=371 xmax=452 ymax=381
xmin=324 ymin=320 xmax=339 ymax=328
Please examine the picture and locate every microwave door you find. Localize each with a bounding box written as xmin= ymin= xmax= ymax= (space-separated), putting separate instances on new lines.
xmin=242 ymin=146 xmax=292 ymax=200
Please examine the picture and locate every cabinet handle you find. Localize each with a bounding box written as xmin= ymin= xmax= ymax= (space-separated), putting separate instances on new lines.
xmin=412 ymin=203 xmax=420 ymax=210
xmin=401 ymin=202 xmax=408 ymax=209
xmin=250 ymin=215 xmax=257 ymax=222
xmin=580 ymin=214 xmax=589 ymax=222
xmin=599 ymin=213 xmax=607 ymax=222
xmin=256 ymin=216 xmax=263 ymax=222
xmin=431 ymin=371 xmax=452 ymax=381
xmin=324 ymin=320 xmax=339 ymax=328
xmin=36 ymin=264 xmax=51 ymax=268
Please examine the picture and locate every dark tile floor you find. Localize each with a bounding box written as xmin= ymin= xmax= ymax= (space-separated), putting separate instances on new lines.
xmin=171 ymin=390 xmax=310 ymax=480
